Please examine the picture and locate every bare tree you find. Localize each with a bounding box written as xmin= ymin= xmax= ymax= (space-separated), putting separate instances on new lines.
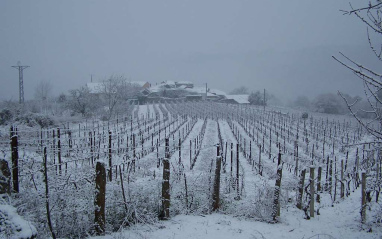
xmin=67 ymin=87 xmax=99 ymax=117
xmin=100 ymin=75 xmax=124 ymax=120
xmin=313 ymin=93 xmax=344 ymax=114
xmin=334 ymin=2 xmax=382 ymax=223
xmin=248 ymin=90 xmax=270 ymax=106
xmin=100 ymin=75 xmax=140 ymax=120
xmin=34 ymin=80 xmax=52 ymax=101
xmin=248 ymin=91 xmax=263 ymax=105
xmin=333 ymin=1 xmax=382 ymax=140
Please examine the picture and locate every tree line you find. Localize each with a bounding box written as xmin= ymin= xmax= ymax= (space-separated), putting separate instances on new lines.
xmin=229 ymin=86 xmax=373 ymax=118
xmin=293 ymin=93 xmax=375 ymax=118
xmin=0 ymin=75 xmax=141 ymax=127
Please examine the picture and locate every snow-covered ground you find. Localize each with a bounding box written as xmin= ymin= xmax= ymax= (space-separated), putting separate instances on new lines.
xmin=92 ymin=185 xmax=380 ymax=239
xmin=0 ymin=204 xmax=37 ymax=239
xmin=2 ymin=102 xmax=381 ymax=239
xmin=90 ymin=114 xmax=381 ymax=239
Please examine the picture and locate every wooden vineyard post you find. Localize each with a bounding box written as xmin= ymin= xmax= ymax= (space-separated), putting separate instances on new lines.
xmin=230 ymin=143 xmax=233 ymax=178
xmin=345 ymin=151 xmax=349 ymax=172
xmin=236 ymin=143 xmax=240 ymax=200
xmin=108 ymin=131 xmax=112 ymax=181
xmin=119 ymin=166 xmax=128 ymax=212
xmin=57 ymin=128 xmax=62 ymax=175
xmin=10 ymin=126 xmax=19 ymax=193
xmin=189 ymin=140 xmax=192 ymax=170
xmin=90 ymin=131 xmax=94 ymax=166
xmin=133 ymin=134 xmax=136 ymax=172
xmin=356 ymin=148 xmax=360 ymax=188
xmin=361 ymin=172 xmax=366 ymax=224
xmin=294 ymin=141 xmax=299 ymax=176
xmin=323 ymin=130 xmax=326 ymax=161
xmin=249 ymin=140 xmax=252 ymax=165
xmin=259 ymin=145 xmax=262 ymax=176
xmin=52 ymin=130 xmax=56 ymax=164
xmin=310 ymin=167 xmax=315 ymax=218
xmin=296 ymin=169 xmax=306 ymax=210
xmin=152 ymin=133 xmax=154 ymax=152
xmin=179 ymin=138 xmax=181 ymax=165
xmin=341 ymin=160 xmax=344 ymax=198
xmin=325 ymin=156 xmax=330 ymax=190
xmin=269 ymin=128 xmax=272 ymax=159
xmin=244 ymin=138 xmax=246 ymax=158
xmin=377 ymin=151 xmax=381 ymax=203
xmin=68 ymin=130 xmax=72 ymax=157
xmin=161 ymin=138 xmax=170 ymax=219
xmin=334 ymin=157 xmax=337 ymax=202
xmin=95 ymin=161 xmax=106 ymax=235
xmin=329 ymin=159 xmax=333 ymax=196
xmin=43 ymin=147 xmax=56 ymax=239
xmin=317 ymin=167 xmax=322 ymax=203
xmin=272 ymin=151 xmax=283 ymax=221
xmin=212 ymin=144 xmax=221 ymax=211
xmin=224 ymin=142 xmax=228 ymax=169
xmin=141 ymin=132 xmax=144 ymax=155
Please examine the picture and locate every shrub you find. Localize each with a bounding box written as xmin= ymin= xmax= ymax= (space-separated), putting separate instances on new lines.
xmin=14 ymin=113 xmax=56 ymax=128
xmin=0 ymin=109 xmax=12 ymax=125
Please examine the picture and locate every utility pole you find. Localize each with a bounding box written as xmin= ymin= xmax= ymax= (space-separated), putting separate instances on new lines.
xmin=12 ymin=62 xmax=30 ymax=104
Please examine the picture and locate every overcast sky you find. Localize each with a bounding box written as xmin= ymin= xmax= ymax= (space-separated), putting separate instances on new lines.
xmin=0 ymin=0 xmax=378 ymax=101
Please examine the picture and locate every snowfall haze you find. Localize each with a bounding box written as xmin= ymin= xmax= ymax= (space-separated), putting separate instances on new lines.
xmin=0 ymin=0 xmax=374 ymax=101
xmin=2 ymin=2 xmax=382 ymax=238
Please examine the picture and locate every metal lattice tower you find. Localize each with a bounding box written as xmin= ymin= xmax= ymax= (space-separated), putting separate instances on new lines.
xmin=12 ymin=62 xmax=29 ymax=104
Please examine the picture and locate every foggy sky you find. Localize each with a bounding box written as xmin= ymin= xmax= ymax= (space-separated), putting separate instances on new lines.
xmin=0 ymin=0 xmax=378 ymax=102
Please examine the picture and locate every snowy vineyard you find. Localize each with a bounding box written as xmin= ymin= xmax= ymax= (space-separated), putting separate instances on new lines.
xmin=0 ymin=101 xmax=381 ymax=238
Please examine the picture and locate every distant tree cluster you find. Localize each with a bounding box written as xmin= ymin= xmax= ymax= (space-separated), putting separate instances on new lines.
xmin=65 ymin=75 xmax=140 ymax=120
xmin=66 ymin=86 xmax=99 ymax=118
xmin=292 ymin=93 xmax=372 ymax=118
xmin=248 ymin=91 xmax=266 ymax=106
xmin=313 ymin=93 xmax=343 ymax=114
xmin=0 ymin=74 xmax=145 ymax=126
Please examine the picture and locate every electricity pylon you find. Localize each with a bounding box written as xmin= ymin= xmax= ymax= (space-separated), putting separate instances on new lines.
xmin=12 ymin=61 xmax=29 ymax=104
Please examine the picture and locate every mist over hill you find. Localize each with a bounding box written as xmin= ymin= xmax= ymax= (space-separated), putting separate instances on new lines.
xmin=168 ymin=45 xmax=378 ymax=102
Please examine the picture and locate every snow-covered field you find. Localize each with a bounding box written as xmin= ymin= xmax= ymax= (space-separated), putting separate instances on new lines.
xmin=1 ymin=102 xmax=381 ymax=239
xmin=93 ymin=186 xmax=378 ymax=239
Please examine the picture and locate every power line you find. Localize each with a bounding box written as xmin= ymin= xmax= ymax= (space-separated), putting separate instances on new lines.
xmin=11 ymin=61 xmax=30 ymax=104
